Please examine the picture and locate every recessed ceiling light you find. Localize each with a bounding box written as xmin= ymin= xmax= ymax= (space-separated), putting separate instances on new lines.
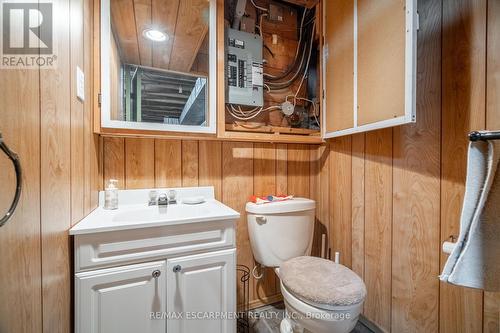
xmin=143 ymin=29 xmax=168 ymax=42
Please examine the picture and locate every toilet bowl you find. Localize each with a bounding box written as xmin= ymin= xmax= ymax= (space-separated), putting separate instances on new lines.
xmin=280 ymin=280 xmax=362 ymax=333
xmin=246 ymin=198 xmax=366 ymax=333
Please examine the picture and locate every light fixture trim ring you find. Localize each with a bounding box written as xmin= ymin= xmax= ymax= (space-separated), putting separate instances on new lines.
xmin=143 ymin=29 xmax=168 ymax=42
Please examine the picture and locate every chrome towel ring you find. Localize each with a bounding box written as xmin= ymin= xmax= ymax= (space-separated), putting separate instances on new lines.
xmin=0 ymin=132 xmax=22 ymax=227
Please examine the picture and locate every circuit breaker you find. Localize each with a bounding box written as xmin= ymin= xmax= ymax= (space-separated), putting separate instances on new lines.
xmin=225 ymin=28 xmax=264 ymax=107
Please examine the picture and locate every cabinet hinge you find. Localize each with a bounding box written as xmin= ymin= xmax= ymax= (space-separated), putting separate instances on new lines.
xmin=416 ymin=12 xmax=420 ymax=31
xmin=323 ymin=43 xmax=329 ymax=60
xmin=98 ymin=93 xmax=102 ymax=107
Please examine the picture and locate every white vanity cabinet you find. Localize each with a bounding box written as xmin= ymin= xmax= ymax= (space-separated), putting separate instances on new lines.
xmin=70 ymin=187 xmax=240 ymax=333
xmin=75 ymin=248 xmax=236 ymax=333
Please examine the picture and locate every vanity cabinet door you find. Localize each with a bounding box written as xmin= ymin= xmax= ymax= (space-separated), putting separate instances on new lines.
xmin=166 ymin=249 xmax=236 ymax=333
xmin=75 ymin=261 xmax=166 ymax=333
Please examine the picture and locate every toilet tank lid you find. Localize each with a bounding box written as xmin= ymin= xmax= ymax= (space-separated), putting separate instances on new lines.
xmin=246 ymin=198 xmax=315 ymax=214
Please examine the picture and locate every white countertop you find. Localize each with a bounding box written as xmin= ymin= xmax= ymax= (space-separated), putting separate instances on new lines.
xmin=69 ymin=187 xmax=240 ymax=235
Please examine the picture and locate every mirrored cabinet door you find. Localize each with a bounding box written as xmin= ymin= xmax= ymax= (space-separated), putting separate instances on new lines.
xmin=101 ymin=0 xmax=217 ymax=134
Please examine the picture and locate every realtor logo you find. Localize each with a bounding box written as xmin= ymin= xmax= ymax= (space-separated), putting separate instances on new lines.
xmin=1 ymin=1 xmax=56 ymax=68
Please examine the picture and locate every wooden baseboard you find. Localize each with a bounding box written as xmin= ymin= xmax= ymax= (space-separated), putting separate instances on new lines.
xmin=359 ymin=314 xmax=385 ymax=333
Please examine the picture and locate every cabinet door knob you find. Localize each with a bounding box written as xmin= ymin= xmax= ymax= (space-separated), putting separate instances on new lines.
xmin=152 ymin=270 xmax=161 ymax=278
xmin=173 ymin=265 xmax=182 ymax=273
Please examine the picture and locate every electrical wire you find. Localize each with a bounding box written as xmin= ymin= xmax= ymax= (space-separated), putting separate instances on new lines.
xmin=257 ymin=13 xmax=268 ymax=37
xmin=263 ymin=44 xmax=275 ymax=58
xmin=226 ymin=104 xmax=281 ymax=120
xmin=265 ymin=40 xmax=307 ymax=89
xmin=265 ymin=20 xmax=316 ymax=90
xmin=264 ymin=9 xmax=308 ymax=80
xmin=250 ymin=0 xmax=268 ymax=12
xmin=227 ymin=105 xmax=261 ymax=120
xmin=293 ymin=22 xmax=315 ymax=98
xmin=265 ymin=18 xmax=315 ymax=88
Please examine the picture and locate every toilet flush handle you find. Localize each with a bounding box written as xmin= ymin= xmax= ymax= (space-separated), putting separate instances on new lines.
xmin=255 ymin=215 xmax=267 ymax=224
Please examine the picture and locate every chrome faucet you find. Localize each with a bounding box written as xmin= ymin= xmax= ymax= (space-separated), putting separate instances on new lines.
xmin=166 ymin=190 xmax=177 ymax=205
xmin=148 ymin=190 xmax=177 ymax=206
xmin=158 ymin=193 xmax=168 ymax=206
xmin=148 ymin=190 xmax=158 ymax=206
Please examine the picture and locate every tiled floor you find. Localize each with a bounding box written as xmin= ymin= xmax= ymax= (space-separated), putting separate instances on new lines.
xmin=246 ymin=303 xmax=373 ymax=333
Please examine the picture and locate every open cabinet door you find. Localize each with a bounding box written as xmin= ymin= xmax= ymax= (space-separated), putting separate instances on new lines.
xmin=322 ymin=0 xmax=418 ymax=138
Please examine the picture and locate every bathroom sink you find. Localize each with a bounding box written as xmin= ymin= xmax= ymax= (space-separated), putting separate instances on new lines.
xmin=69 ymin=187 xmax=239 ymax=235
xmin=112 ymin=203 xmax=214 ymax=224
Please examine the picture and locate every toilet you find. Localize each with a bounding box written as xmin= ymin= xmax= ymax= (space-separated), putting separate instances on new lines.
xmin=246 ymin=198 xmax=367 ymax=333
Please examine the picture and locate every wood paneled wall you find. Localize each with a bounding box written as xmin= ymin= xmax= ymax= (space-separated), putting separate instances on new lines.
xmin=2 ymin=1 xmax=498 ymax=333
xmin=320 ymin=0 xmax=500 ymax=332
xmin=0 ymin=0 xmax=100 ymax=332
xmin=102 ymin=138 xmax=318 ymax=308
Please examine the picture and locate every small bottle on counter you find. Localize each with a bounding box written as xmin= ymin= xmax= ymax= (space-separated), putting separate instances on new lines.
xmin=104 ymin=179 xmax=119 ymax=210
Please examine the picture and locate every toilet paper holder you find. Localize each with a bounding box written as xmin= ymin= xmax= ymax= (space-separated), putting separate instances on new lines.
xmin=442 ymin=235 xmax=457 ymax=254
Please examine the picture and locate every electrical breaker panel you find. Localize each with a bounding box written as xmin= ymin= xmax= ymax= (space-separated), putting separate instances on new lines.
xmin=225 ymin=28 xmax=264 ymax=107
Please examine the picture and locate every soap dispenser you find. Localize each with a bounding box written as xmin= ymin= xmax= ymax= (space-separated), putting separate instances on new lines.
xmin=104 ymin=179 xmax=119 ymax=210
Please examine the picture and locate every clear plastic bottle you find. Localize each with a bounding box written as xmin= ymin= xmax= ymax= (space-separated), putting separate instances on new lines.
xmin=104 ymin=179 xmax=119 ymax=210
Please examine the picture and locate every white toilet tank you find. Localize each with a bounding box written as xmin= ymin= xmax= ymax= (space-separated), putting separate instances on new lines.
xmin=246 ymin=198 xmax=316 ymax=267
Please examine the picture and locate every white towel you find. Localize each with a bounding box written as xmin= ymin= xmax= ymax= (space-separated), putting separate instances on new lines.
xmin=440 ymin=139 xmax=500 ymax=291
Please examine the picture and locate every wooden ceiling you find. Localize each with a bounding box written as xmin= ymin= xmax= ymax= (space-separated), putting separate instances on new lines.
xmin=111 ymin=0 xmax=209 ymax=73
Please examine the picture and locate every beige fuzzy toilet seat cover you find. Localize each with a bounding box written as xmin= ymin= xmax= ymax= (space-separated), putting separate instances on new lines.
xmin=280 ymin=256 xmax=367 ymax=307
